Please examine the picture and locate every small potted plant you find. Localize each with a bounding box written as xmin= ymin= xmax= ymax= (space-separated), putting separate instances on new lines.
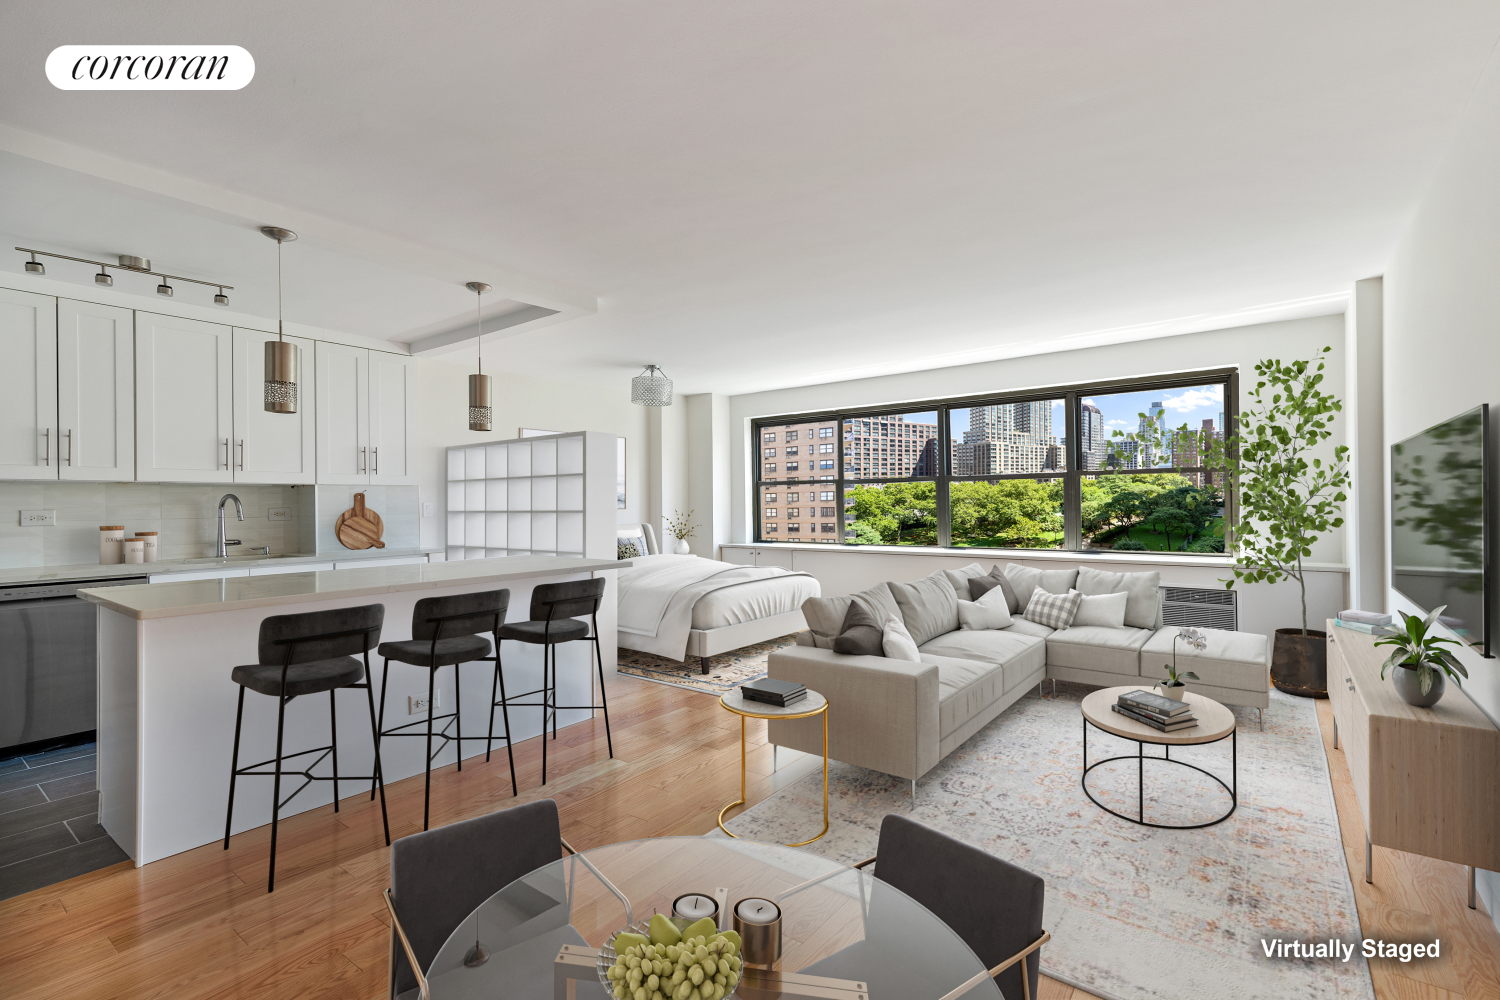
xmin=666 ymin=509 xmax=696 ymax=555
xmin=1158 ymin=627 xmax=1206 ymax=701
xmin=1374 ymin=605 xmax=1467 ymax=707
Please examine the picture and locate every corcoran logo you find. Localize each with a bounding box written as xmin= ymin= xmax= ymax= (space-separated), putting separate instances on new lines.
xmin=46 ymin=46 xmax=254 ymax=90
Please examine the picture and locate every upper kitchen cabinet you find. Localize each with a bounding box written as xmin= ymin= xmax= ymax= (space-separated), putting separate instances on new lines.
xmin=315 ymin=342 xmax=415 ymax=485
xmin=135 ymin=313 xmax=234 ymax=483
xmin=232 ymin=329 xmax=316 ymax=484
xmin=57 ymin=299 xmax=135 ymax=481
xmin=0 ymin=288 xmax=59 ymax=479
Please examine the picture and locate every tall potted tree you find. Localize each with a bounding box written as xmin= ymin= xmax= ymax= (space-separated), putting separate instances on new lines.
xmin=1208 ymin=347 xmax=1350 ymax=696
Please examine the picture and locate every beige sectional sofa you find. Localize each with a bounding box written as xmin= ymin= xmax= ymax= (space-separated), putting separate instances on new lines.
xmin=766 ymin=562 xmax=1268 ymax=783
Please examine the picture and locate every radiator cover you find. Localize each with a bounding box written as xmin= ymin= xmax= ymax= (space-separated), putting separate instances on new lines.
xmin=1160 ymin=585 xmax=1237 ymax=631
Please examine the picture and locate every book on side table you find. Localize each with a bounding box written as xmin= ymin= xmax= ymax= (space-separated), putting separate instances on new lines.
xmin=1118 ymin=689 xmax=1193 ymax=717
xmin=741 ymin=678 xmax=807 ymax=707
xmin=1112 ymin=703 xmax=1200 ymax=732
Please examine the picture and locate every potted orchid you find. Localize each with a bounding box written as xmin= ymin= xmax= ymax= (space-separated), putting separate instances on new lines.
xmin=1158 ymin=627 xmax=1207 ymax=701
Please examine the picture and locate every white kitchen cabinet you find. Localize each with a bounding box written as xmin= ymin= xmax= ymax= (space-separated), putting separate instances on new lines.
xmin=136 ymin=313 xmax=234 ymax=483
xmin=314 ymin=340 xmax=370 ymax=485
xmin=368 ymin=351 xmax=416 ymax=485
xmin=58 ymin=299 xmax=135 ymax=482
xmin=0 ymin=288 xmax=58 ymax=479
xmin=232 ymin=329 xmax=316 ymax=484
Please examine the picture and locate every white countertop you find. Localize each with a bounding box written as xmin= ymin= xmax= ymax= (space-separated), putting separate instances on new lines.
xmin=77 ymin=556 xmax=626 ymax=620
xmin=0 ymin=548 xmax=444 ymax=587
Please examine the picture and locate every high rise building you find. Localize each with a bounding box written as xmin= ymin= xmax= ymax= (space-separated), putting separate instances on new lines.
xmin=1138 ymin=401 xmax=1165 ymax=466
xmin=953 ymin=401 xmax=1055 ymax=475
xmin=756 ymin=417 xmax=842 ymax=542
xmin=1079 ymin=402 xmax=1104 ymax=470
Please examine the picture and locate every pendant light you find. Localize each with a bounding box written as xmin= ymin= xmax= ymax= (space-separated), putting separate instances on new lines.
xmin=260 ymin=226 xmax=299 ymax=414
xmin=631 ymin=365 xmax=673 ymax=406
xmin=466 ymin=281 xmax=493 ymax=431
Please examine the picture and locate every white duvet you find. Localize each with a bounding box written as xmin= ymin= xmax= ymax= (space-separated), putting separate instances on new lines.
xmin=616 ymin=553 xmax=815 ymax=660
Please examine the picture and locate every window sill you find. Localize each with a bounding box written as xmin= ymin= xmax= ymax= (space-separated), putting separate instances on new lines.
xmin=721 ymin=541 xmax=1348 ymax=574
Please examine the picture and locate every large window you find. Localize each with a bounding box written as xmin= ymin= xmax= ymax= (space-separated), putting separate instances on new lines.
xmin=753 ymin=371 xmax=1235 ymax=552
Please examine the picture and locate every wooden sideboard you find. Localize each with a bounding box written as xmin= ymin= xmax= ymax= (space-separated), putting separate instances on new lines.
xmin=1326 ymin=620 xmax=1500 ymax=905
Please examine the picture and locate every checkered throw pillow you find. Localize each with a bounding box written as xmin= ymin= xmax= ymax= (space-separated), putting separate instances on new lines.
xmin=1024 ymin=587 xmax=1082 ymax=629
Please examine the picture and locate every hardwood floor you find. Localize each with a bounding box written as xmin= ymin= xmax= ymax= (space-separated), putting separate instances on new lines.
xmin=0 ymin=672 xmax=1492 ymax=999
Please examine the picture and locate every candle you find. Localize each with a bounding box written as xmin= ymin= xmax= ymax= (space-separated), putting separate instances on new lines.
xmin=734 ymin=898 xmax=779 ymax=925
xmin=673 ymin=893 xmax=718 ymax=922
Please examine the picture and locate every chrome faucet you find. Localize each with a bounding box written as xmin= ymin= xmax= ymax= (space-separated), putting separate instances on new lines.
xmin=217 ymin=493 xmax=244 ymax=558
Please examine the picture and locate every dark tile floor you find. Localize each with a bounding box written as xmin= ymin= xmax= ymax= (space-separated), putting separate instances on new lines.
xmin=0 ymin=742 xmax=129 ymax=901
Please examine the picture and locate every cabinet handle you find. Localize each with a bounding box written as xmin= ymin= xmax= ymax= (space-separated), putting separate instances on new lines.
xmin=361 ymin=445 xmax=367 ymax=474
xmin=223 ymin=438 xmax=230 ymax=469
xmin=65 ymin=429 xmax=73 ymax=466
xmin=42 ymin=428 xmax=50 ymax=467
xmin=373 ymin=446 xmax=379 ymax=474
xmin=238 ymin=440 xmax=245 ymax=471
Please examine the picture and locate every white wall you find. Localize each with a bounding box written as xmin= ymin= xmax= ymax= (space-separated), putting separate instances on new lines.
xmin=724 ymin=313 xmax=1349 ymax=566
xmin=413 ymin=358 xmax=652 ymax=549
xmin=1383 ymin=47 xmax=1500 ymax=927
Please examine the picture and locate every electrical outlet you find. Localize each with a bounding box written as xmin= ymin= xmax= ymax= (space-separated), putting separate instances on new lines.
xmin=422 ymin=502 xmax=435 ymax=517
xmin=19 ymin=510 xmax=56 ymax=526
xmin=408 ymin=691 xmax=442 ymax=715
xmin=268 ymin=507 xmax=292 ymax=521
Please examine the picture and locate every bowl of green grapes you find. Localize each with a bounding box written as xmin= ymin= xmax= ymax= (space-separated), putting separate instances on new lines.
xmin=599 ymin=913 xmax=743 ymax=1000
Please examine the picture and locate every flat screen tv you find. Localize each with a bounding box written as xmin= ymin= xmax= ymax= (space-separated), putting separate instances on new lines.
xmin=1390 ymin=404 xmax=1490 ymax=654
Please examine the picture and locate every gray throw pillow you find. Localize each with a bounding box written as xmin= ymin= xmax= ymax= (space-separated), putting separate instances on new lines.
xmin=969 ymin=569 xmax=1020 ymax=614
xmin=832 ymin=599 xmax=885 ymax=656
xmin=887 ymin=575 xmax=960 ymax=646
xmin=1075 ymin=565 xmax=1161 ymax=629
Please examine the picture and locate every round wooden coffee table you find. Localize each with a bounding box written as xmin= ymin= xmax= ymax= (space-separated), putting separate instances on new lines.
xmin=1080 ymin=686 xmax=1237 ymax=829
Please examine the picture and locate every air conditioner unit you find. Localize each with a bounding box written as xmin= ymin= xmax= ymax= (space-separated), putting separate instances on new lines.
xmin=1160 ymin=586 xmax=1237 ymax=631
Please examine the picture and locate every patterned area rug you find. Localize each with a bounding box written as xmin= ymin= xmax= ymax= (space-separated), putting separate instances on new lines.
xmin=719 ymin=682 xmax=1373 ymax=1000
xmin=616 ymin=634 xmax=801 ymax=694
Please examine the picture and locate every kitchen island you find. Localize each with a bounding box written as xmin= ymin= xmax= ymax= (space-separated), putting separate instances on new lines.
xmin=79 ymin=555 xmax=625 ymax=865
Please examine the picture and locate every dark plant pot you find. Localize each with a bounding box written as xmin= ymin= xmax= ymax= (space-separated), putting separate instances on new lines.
xmin=1391 ymin=664 xmax=1446 ymax=708
xmin=1271 ymin=628 xmax=1328 ymax=698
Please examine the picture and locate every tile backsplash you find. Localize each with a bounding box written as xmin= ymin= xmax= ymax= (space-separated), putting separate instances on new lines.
xmin=0 ymin=482 xmax=303 ymax=569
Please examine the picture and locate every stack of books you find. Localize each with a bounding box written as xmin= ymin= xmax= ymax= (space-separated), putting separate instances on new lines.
xmin=741 ymin=678 xmax=807 ymax=708
xmin=1112 ymin=689 xmax=1198 ymax=732
xmin=1334 ymin=609 xmax=1396 ymax=635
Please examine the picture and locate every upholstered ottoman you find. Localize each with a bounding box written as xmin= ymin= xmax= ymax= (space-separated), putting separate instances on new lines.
xmin=1140 ymin=627 xmax=1271 ymax=717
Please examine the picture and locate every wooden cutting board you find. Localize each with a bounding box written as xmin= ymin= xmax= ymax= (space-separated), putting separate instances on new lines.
xmin=335 ymin=492 xmax=385 ymax=550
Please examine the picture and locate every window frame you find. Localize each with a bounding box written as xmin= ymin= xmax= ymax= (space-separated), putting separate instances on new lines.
xmin=751 ymin=368 xmax=1237 ymax=552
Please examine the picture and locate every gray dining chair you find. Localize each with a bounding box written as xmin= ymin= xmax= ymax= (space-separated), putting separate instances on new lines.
xmin=383 ymin=798 xmax=577 ymax=1000
xmin=802 ymin=813 xmax=1049 ymax=1000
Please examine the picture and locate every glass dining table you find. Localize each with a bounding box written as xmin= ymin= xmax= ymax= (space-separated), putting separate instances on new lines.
xmin=420 ymin=836 xmax=1004 ymax=1000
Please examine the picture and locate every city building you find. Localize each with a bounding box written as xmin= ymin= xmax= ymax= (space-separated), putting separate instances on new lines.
xmin=758 ymin=418 xmax=841 ymax=541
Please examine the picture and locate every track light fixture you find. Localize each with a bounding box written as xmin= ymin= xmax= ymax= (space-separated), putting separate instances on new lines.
xmin=24 ymin=252 xmax=43 ymax=275
xmin=14 ymin=247 xmax=231 ymax=303
xmin=156 ymin=280 xmax=173 ymax=297
xmin=260 ymin=227 xmax=298 ymax=414
xmin=466 ymin=281 xmax=493 ymax=432
xmin=95 ymin=267 xmax=112 ymax=286
xmin=214 ymin=287 xmax=228 ymax=306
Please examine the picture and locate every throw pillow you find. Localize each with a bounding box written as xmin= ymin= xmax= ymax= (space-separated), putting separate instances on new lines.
xmin=1004 ymin=563 xmax=1079 ymax=608
xmin=799 ymin=595 xmax=852 ymax=649
xmin=1024 ymin=587 xmax=1082 ymax=630
xmin=957 ymin=584 xmax=1014 ymax=630
xmin=1075 ymin=565 xmax=1161 ymax=629
xmin=833 ymin=600 xmax=886 ymax=656
xmin=1070 ymin=590 xmax=1129 ymax=629
xmin=969 ymin=567 xmax=1021 ymax=614
xmin=617 ymin=540 xmax=641 ymax=560
xmin=887 ymin=575 xmax=960 ymax=646
xmin=882 ymin=616 xmax=922 ymax=661
xmin=940 ymin=563 xmax=988 ymax=600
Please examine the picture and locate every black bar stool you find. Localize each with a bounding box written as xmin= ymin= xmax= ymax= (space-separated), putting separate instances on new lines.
xmin=374 ymin=590 xmax=512 ymax=831
xmin=223 ymin=603 xmax=389 ymax=893
xmin=496 ymin=578 xmax=612 ymax=785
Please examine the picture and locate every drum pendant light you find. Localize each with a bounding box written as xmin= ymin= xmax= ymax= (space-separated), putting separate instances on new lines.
xmin=260 ymin=227 xmax=299 ymax=414
xmin=631 ymin=365 xmax=673 ymax=406
xmin=466 ymin=281 xmax=493 ymax=431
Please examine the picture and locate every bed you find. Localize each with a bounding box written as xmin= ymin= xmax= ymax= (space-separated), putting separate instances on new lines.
xmin=615 ymin=524 xmax=818 ymax=674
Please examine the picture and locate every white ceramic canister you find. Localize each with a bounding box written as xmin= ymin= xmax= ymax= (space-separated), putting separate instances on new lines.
xmin=99 ymin=526 xmax=125 ymax=565
xmin=134 ymin=531 xmax=159 ymax=563
xmin=122 ymin=538 xmax=145 ymax=564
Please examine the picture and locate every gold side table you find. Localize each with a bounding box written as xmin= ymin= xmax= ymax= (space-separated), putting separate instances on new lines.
xmin=717 ymin=688 xmax=829 ymax=846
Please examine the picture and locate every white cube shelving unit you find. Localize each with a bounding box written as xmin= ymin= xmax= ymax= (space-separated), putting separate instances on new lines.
xmin=445 ymin=431 xmax=616 ymax=562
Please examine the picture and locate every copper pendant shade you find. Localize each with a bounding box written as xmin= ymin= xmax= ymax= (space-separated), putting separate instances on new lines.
xmin=261 ymin=227 xmax=299 ymax=413
xmin=466 ymin=281 xmax=493 ymax=431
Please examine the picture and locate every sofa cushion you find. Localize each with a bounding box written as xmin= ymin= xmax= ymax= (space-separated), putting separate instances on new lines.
xmin=1046 ymin=625 xmax=1153 ymax=674
xmin=1003 ymin=618 xmax=1056 ymax=639
xmin=1076 ymin=566 xmax=1161 ymax=629
xmin=1140 ymin=627 xmax=1269 ymax=690
xmin=832 ymin=600 xmax=885 ymax=656
xmin=920 ymin=628 xmax=1044 ymax=671
xmin=1024 ymin=588 xmax=1082 ymax=630
xmin=800 ymin=595 xmax=853 ymax=649
xmin=1072 ymin=591 xmax=1128 ymax=629
xmin=970 ymin=567 xmax=1021 ymax=614
xmin=883 ymin=617 xmax=923 ymax=661
xmin=854 ymin=581 xmax=905 ymax=625
xmin=941 ymin=563 xmax=988 ymax=600
xmin=1004 ymin=564 xmax=1078 ymax=612
xmin=888 ymin=575 xmax=960 ymax=646
xmin=925 ymin=653 xmax=1007 ymax=739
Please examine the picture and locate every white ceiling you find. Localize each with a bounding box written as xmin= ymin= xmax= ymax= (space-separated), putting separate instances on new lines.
xmin=2 ymin=2 xmax=1498 ymax=395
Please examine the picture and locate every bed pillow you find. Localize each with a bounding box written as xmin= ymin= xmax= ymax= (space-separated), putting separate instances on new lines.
xmin=1004 ymin=563 xmax=1078 ymax=614
xmin=1075 ymin=565 xmax=1161 ymax=629
xmin=1069 ymin=590 xmax=1129 ymax=629
xmin=1024 ymin=587 xmax=1082 ymax=630
xmin=969 ymin=568 xmax=1020 ymax=614
xmin=882 ymin=617 xmax=922 ymax=662
xmin=957 ymin=584 xmax=1014 ymax=630
xmin=887 ymin=575 xmax=960 ymax=645
xmin=617 ymin=530 xmax=650 ymax=559
xmin=941 ymin=563 xmax=988 ymax=600
xmin=833 ymin=600 xmax=886 ymax=656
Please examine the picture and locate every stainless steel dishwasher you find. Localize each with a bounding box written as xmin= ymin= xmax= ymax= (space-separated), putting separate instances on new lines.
xmin=0 ymin=576 xmax=149 ymax=752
